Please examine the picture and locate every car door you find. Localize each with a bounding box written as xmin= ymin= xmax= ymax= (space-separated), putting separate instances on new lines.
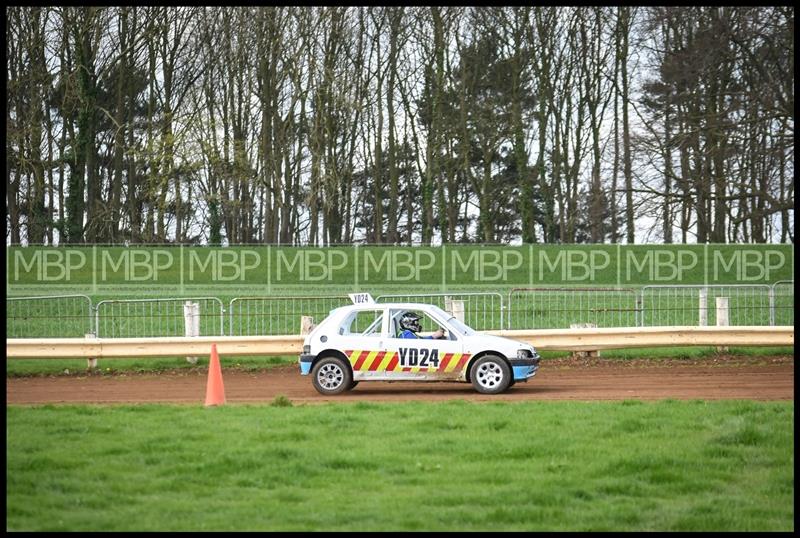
xmin=337 ymin=307 xmax=390 ymax=381
xmin=380 ymin=308 xmax=466 ymax=381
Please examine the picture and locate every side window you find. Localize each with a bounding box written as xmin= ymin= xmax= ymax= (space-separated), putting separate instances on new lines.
xmin=390 ymin=310 xmax=450 ymax=339
xmin=343 ymin=310 xmax=384 ymax=337
xmin=390 ymin=310 xmax=405 ymax=338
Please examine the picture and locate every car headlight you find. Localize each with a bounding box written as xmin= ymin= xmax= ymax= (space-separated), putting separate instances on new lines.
xmin=516 ymin=349 xmax=531 ymax=359
xmin=303 ymin=345 xmax=310 ymax=354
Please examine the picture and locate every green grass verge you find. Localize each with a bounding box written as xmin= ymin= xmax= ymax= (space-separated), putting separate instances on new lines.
xmin=6 ymin=400 xmax=794 ymax=531
xmin=6 ymin=346 xmax=793 ymax=377
xmin=5 ymin=355 xmax=295 ymax=377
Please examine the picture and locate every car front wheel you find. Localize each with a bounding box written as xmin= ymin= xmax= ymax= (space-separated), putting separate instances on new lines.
xmin=311 ymin=357 xmax=352 ymax=395
xmin=470 ymin=355 xmax=512 ymax=394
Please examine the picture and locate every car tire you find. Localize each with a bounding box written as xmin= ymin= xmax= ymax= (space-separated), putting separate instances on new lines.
xmin=311 ymin=357 xmax=352 ymax=395
xmin=470 ymin=355 xmax=512 ymax=394
xmin=347 ymin=380 xmax=359 ymax=390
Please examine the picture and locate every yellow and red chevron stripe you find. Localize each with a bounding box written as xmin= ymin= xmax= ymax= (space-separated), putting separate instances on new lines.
xmin=344 ymin=349 xmax=470 ymax=373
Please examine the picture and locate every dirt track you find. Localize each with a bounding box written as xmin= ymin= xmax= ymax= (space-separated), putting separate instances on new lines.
xmin=6 ymin=354 xmax=794 ymax=405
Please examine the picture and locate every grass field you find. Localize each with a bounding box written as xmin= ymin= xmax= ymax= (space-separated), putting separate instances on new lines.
xmin=6 ymin=400 xmax=794 ymax=531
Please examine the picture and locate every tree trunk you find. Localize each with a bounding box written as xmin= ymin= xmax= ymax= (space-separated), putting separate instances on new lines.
xmin=373 ymin=21 xmax=384 ymax=244
xmin=662 ymin=94 xmax=673 ymax=243
xmin=621 ymin=6 xmax=634 ymax=244
xmin=79 ymin=7 xmax=100 ymax=243
xmin=422 ymin=7 xmax=444 ymax=245
xmin=386 ymin=9 xmax=400 ymax=244
xmin=480 ymin=151 xmax=493 ymax=243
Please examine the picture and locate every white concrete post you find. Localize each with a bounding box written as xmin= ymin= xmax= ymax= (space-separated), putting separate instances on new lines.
xmin=449 ymin=300 xmax=465 ymax=324
xmin=570 ymin=323 xmax=599 ymax=359
xmin=443 ymin=298 xmax=465 ymax=339
xmin=698 ymin=288 xmax=708 ymax=327
xmin=716 ymin=297 xmax=729 ymax=352
xmin=85 ymin=333 xmax=98 ymax=369
xmin=184 ymin=301 xmax=200 ymax=364
xmin=300 ymin=316 xmax=315 ymax=335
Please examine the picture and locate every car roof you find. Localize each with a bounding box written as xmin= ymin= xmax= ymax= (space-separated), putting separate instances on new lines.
xmin=331 ymin=303 xmax=449 ymax=314
xmin=355 ymin=302 xmax=443 ymax=310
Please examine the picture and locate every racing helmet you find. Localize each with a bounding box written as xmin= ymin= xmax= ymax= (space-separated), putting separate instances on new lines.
xmin=398 ymin=311 xmax=422 ymax=333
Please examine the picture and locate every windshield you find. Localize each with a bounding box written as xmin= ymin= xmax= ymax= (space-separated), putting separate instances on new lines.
xmin=447 ymin=316 xmax=476 ymax=336
xmin=428 ymin=305 xmax=476 ymax=335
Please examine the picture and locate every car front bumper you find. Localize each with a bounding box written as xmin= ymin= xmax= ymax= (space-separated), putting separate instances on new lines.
xmin=510 ymin=355 xmax=540 ymax=381
xmin=299 ymin=354 xmax=315 ymax=375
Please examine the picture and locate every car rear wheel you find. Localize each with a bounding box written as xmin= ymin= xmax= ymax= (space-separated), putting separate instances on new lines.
xmin=311 ymin=357 xmax=352 ymax=395
xmin=470 ymin=355 xmax=512 ymax=394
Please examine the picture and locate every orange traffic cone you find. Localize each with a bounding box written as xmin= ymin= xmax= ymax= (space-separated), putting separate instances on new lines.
xmin=204 ymin=343 xmax=226 ymax=406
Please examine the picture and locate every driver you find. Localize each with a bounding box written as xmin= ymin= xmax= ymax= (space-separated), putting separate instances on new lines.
xmin=397 ymin=311 xmax=445 ymax=339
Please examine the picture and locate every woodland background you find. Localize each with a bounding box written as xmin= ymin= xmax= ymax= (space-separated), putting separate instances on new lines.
xmin=5 ymin=6 xmax=794 ymax=245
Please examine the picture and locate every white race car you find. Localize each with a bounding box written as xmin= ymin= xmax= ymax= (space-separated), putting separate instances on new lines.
xmin=299 ymin=295 xmax=540 ymax=395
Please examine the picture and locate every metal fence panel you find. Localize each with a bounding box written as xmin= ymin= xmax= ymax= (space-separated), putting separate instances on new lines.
xmin=6 ymin=294 xmax=94 ymax=337
xmin=640 ymin=285 xmax=773 ymax=327
xmin=229 ymin=296 xmax=352 ymax=336
xmin=771 ymin=280 xmax=794 ymax=326
xmin=375 ymin=292 xmax=504 ymax=330
xmin=95 ymin=297 xmax=225 ymax=338
xmin=507 ymin=288 xmax=640 ymax=329
xmin=7 ymin=282 xmax=791 ymax=340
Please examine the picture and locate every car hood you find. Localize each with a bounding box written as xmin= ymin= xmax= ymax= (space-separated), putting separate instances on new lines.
xmin=464 ymin=333 xmax=534 ymax=355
